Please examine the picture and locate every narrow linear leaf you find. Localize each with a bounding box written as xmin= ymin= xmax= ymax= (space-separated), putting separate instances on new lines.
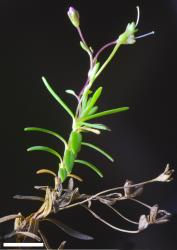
xmin=38 ymin=229 xmax=51 ymax=249
xmin=0 ymin=214 xmax=21 ymax=224
xmin=44 ymin=218 xmax=93 ymax=240
xmin=68 ymin=173 xmax=83 ymax=182
xmin=17 ymin=231 xmax=41 ymax=242
xmin=82 ymin=87 xmax=102 ymax=115
xmin=80 ymin=41 xmax=90 ymax=53
xmin=81 ymin=127 xmax=100 ymax=134
xmin=69 ymin=131 xmax=82 ymax=154
xmin=82 ymin=142 xmax=114 ymax=162
xmin=81 ymin=94 xmax=88 ymax=111
xmin=63 ymin=149 xmax=75 ymax=173
xmin=81 ymin=107 xmax=129 ymax=121
xmin=65 ymin=89 xmax=76 ymax=95
xmin=58 ymin=241 xmax=67 ymax=250
xmin=65 ymin=89 xmax=79 ymax=100
xmin=87 ymin=106 xmax=98 ymax=116
xmin=84 ymin=96 xmax=92 ymax=108
xmin=3 ymin=230 xmax=16 ymax=240
xmin=81 ymin=90 xmax=92 ymax=111
xmin=81 ymin=122 xmax=110 ymax=131
xmin=27 ymin=146 xmax=62 ymax=162
xmin=75 ymin=159 xmax=103 ymax=178
xmin=34 ymin=186 xmax=48 ymax=191
xmin=42 ymin=76 xmax=74 ymax=119
xmin=13 ymin=195 xmax=44 ymax=202
xmin=24 ymin=127 xmax=67 ymax=147
xmin=59 ymin=167 xmax=67 ymax=182
xmin=36 ymin=169 xmax=56 ymax=177
xmin=88 ymin=62 xmax=100 ymax=81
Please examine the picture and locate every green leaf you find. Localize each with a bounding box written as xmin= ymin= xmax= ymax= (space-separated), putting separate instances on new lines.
xmin=81 ymin=122 xmax=110 ymax=131
xmin=75 ymin=159 xmax=103 ymax=178
xmin=81 ymin=90 xmax=92 ymax=111
xmin=81 ymin=107 xmax=129 ymax=121
xmin=88 ymin=62 xmax=100 ymax=80
xmin=82 ymin=87 xmax=102 ymax=116
xmin=63 ymin=149 xmax=75 ymax=173
xmin=81 ymin=94 xmax=88 ymax=111
xmin=65 ymin=89 xmax=75 ymax=95
xmin=27 ymin=146 xmax=62 ymax=162
xmin=24 ymin=127 xmax=67 ymax=147
xmin=42 ymin=76 xmax=74 ymax=120
xmin=68 ymin=131 xmax=82 ymax=154
xmin=85 ymin=96 xmax=92 ymax=107
xmin=80 ymin=41 xmax=90 ymax=53
xmin=81 ymin=142 xmax=114 ymax=162
xmin=87 ymin=106 xmax=98 ymax=116
xmin=65 ymin=89 xmax=78 ymax=100
xmin=58 ymin=166 xmax=67 ymax=182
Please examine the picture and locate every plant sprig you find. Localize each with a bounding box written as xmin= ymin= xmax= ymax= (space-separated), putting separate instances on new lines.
xmin=0 ymin=6 xmax=173 ymax=250
xmin=25 ymin=6 xmax=154 ymax=183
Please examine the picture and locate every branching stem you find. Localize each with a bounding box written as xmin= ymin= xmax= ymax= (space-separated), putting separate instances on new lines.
xmin=59 ymin=178 xmax=154 ymax=211
xmin=82 ymin=205 xmax=139 ymax=234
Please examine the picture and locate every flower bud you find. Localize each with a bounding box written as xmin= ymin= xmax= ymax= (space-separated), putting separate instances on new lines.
xmin=67 ymin=7 xmax=80 ymax=28
xmin=118 ymin=22 xmax=137 ymax=45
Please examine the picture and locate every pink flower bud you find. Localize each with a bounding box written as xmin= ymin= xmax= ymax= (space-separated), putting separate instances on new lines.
xmin=67 ymin=7 xmax=80 ymax=28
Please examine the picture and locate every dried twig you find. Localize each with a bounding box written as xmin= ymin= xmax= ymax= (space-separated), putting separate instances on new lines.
xmin=0 ymin=165 xmax=173 ymax=249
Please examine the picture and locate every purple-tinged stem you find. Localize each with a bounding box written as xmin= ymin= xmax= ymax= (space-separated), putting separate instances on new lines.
xmin=93 ymin=40 xmax=117 ymax=64
xmin=79 ymin=78 xmax=89 ymax=97
xmin=77 ymin=27 xmax=88 ymax=47
xmin=78 ymin=40 xmax=117 ymax=98
xmin=76 ymin=27 xmax=94 ymax=99
xmin=77 ymin=27 xmax=93 ymax=69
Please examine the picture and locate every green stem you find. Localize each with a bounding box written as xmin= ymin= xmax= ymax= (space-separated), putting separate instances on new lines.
xmin=59 ymin=125 xmax=82 ymax=182
xmin=59 ymin=33 xmax=130 ymax=182
xmin=94 ymin=40 xmax=122 ymax=80
xmin=80 ymin=39 xmax=123 ymax=104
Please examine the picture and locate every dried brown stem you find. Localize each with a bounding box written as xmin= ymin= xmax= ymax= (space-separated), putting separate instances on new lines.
xmin=82 ymin=205 xmax=139 ymax=234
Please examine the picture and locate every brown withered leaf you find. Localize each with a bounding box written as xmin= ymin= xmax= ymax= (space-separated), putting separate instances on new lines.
xmin=155 ymin=209 xmax=171 ymax=224
xmin=0 ymin=214 xmax=21 ymax=224
xmin=43 ymin=218 xmax=93 ymax=240
xmin=98 ymin=192 xmax=123 ymax=205
xmin=155 ymin=164 xmax=174 ymax=182
xmin=138 ymin=214 xmax=149 ymax=231
xmin=149 ymin=204 xmax=159 ymax=223
xmin=67 ymin=178 xmax=74 ymax=191
xmin=58 ymin=240 xmax=67 ymax=249
xmin=124 ymin=180 xmax=143 ymax=198
xmin=16 ymin=231 xmax=41 ymax=242
xmin=124 ymin=180 xmax=134 ymax=197
xmin=55 ymin=188 xmax=80 ymax=209
xmin=147 ymin=204 xmax=171 ymax=225
xmin=13 ymin=195 xmax=44 ymax=202
xmin=38 ymin=229 xmax=51 ymax=249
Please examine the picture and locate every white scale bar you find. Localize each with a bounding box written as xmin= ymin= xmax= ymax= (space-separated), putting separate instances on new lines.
xmin=3 ymin=242 xmax=44 ymax=247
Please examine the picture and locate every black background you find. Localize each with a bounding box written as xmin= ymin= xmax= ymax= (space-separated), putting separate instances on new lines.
xmin=0 ymin=0 xmax=177 ymax=249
